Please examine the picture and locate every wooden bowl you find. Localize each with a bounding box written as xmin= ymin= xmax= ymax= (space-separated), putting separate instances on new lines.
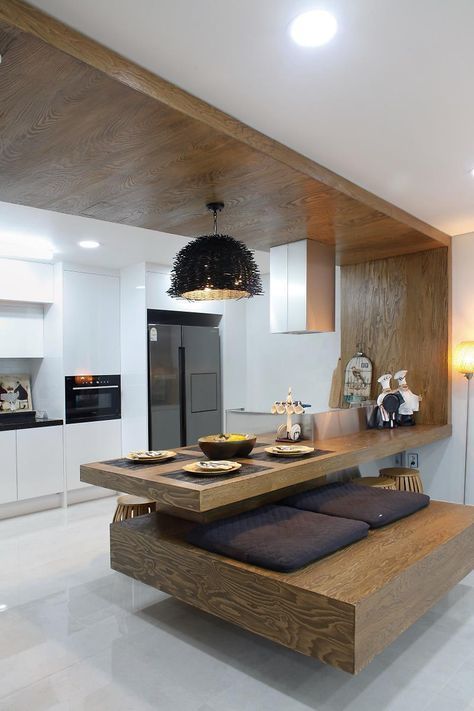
xmin=198 ymin=434 xmax=257 ymax=459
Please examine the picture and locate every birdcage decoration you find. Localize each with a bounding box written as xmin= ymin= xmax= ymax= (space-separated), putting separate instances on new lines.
xmin=343 ymin=346 xmax=372 ymax=406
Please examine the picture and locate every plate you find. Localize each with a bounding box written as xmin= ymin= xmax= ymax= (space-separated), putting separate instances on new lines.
xmin=265 ymin=445 xmax=314 ymax=457
xmin=126 ymin=450 xmax=176 ymax=462
xmin=183 ymin=460 xmax=242 ymax=476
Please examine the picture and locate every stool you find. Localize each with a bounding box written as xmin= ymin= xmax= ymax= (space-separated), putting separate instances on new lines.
xmin=352 ymin=476 xmax=397 ymax=490
xmin=379 ymin=467 xmax=424 ymax=493
xmin=113 ymin=494 xmax=156 ymax=523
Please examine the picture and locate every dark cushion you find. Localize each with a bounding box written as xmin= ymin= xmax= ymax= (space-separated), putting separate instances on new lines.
xmin=186 ymin=504 xmax=369 ymax=572
xmin=282 ymin=482 xmax=430 ymax=529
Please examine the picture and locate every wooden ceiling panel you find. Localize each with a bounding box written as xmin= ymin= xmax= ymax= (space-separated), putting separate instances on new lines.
xmin=0 ymin=5 xmax=450 ymax=264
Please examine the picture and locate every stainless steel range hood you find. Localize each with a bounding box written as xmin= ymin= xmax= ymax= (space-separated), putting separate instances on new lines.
xmin=270 ymin=239 xmax=335 ymax=333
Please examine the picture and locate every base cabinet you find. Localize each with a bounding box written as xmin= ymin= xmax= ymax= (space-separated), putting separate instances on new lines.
xmin=17 ymin=426 xmax=64 ymax=500
xmin=66 ymin=420 xmax=122 ymax=490
xmin=0 ymin=431 xmax=17 ymax=503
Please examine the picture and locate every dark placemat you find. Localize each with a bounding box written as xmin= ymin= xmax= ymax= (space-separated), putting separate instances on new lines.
xmin=248 ymin=448 xmax=333 ymax=464
xmin=162 ymin=462 xmax=269 ymax=486
xmin=103 ymin=452 xmax=200 ymax=470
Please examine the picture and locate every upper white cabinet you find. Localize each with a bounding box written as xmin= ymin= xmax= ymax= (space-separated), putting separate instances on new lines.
xmin=0 ymin=431 xmax=17 ymax=504
xmin=17 ymin=426 xmax=63 ymax=500
xmin=0 ymin=302 xmax=44 ymax=358
xmin=0 ymin=259 xmax=54 ymax=303
xmin=63 ymin=270 xmax=120 ymax=375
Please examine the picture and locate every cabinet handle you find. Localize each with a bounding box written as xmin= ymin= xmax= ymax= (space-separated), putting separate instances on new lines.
xmin=71 ymin=385 xmax=119 ymax=391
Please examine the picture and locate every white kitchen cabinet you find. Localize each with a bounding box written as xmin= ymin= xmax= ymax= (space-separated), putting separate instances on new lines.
xmin=17 ymin=426 xmax=64 ymax=500
xmin=63 ymin=270 xmax=120 ymax=375
xmin=65 ymin=419 xmax=122 ymax=490
xmin=0 ymin=431 xmax=17 ymax=503
xmin=0 ymin=259 xmax=54 ymax=303
xmin=0 ymin=302 xmax=44 ymax=358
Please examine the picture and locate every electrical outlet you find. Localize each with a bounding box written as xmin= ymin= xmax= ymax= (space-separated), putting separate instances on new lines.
xmin=407 ymin=452 xmax=419 ymax=469
xmin=394 ymin=452 xmax=403 ymax=467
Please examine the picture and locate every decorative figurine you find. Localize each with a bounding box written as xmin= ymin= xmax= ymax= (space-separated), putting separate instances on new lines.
xmin=343 ymin=346 xmax=372 ymax=407
xmin=271 ymin=387 xmax=308 ymax=441
xmin=368 ymin=371 xmax=422 ymax=429
xmin=376 ymin=373 xmax=393 ymax=407
xmin=368 ymin=374 xmax=404 ymax=429
xmin=394 ymin=369 xmax=422 ymax=426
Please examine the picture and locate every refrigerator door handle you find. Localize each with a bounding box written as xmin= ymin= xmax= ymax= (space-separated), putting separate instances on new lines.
xmin=178 ymin=346 xmax=187 ymax=446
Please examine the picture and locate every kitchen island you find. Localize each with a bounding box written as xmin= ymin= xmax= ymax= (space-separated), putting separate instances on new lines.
xmin=81 ymin=423 xmax=452 ymax=519
xmin=79 ymin=422 xmax=474 ymax=674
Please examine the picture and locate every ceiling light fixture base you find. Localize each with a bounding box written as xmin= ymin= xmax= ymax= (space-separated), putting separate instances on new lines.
xmin=206 ymin=201 xmax=224 ymax=213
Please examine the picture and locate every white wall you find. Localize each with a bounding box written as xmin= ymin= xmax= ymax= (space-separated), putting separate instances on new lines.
xmin=243 ymin=271 xmax=341 ymax=413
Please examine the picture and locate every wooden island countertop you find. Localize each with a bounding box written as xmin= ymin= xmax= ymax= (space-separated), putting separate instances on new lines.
xmin=81 ymin=423 xmax=451 ymax=517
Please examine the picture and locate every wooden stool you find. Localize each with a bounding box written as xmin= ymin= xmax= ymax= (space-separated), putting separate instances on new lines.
xmin=352 ymin=476 xmax=397 ymax=490
xmin=113 ymin=494 xmax=156 ymax=523
xmin=379 ymin=467 xmax=424 ymax=493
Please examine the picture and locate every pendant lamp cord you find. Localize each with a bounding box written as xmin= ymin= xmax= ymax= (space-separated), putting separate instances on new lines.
xmin=213 ymin=208 xmax=218 ymax=236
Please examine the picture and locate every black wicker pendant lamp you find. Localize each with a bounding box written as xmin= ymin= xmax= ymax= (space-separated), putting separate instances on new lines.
xmin=167 ymin=202 xmax=263 ymax=301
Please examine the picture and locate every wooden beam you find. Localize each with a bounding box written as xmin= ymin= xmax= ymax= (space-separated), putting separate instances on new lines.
xmin=0 ymin=0 xmax=450 ymax=250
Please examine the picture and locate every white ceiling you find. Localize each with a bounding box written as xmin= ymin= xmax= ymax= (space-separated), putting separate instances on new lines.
xmin=27 ymin=0 xmax=474 ymax=237
xmin=0 ymin=201 xmax=270 ymax=271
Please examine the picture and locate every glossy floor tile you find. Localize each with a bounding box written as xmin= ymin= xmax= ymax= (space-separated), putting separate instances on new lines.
xmin=0 ymin=498 xmax=473 ymax=710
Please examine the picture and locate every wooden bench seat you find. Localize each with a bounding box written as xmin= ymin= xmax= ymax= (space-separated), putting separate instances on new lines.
xmin=110 ymin=500 xmax=474 ymax=674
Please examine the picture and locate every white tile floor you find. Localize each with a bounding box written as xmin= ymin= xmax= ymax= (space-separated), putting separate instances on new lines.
xmin=0 ymin=498 xmax=473 ymax=711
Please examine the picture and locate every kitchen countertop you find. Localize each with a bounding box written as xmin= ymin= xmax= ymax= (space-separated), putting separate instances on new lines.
xmin=0 ymin=417 xmax=63 ymax=432
xmin=81 ymin=423 xmax=452 ymax=516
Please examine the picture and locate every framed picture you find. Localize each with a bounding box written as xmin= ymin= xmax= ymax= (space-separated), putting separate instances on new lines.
xmin=0 ymin=375 xmax=33 ymax=413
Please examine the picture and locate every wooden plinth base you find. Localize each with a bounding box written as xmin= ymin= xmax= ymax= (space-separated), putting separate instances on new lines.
xmin=110 ymin=501 xmax=474 ymax=674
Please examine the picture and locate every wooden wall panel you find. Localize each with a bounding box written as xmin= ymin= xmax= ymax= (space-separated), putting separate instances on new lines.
xmin=340 ymin=248 xmax=449 ymax=425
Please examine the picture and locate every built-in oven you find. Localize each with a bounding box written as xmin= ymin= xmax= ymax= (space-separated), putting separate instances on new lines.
xmin=65 ymin=375 xmax=121 ymax=424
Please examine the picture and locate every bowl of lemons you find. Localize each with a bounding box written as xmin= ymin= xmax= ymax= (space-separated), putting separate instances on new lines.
xmin=198 ymin=433 xmax=257 ymax=459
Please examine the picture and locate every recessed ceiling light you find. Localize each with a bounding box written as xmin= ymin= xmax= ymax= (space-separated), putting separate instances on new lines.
xmin=289 ymin=9 xmax=338 ymax=47
xmin=78 ymin=240 xmax=100 ymax=249
xmin=136 ymin=285 xmax=145 ymax=290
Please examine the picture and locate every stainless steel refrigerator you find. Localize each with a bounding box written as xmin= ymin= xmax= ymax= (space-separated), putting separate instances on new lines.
xmin=148 ymin=314 xmax=222 ymax=449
